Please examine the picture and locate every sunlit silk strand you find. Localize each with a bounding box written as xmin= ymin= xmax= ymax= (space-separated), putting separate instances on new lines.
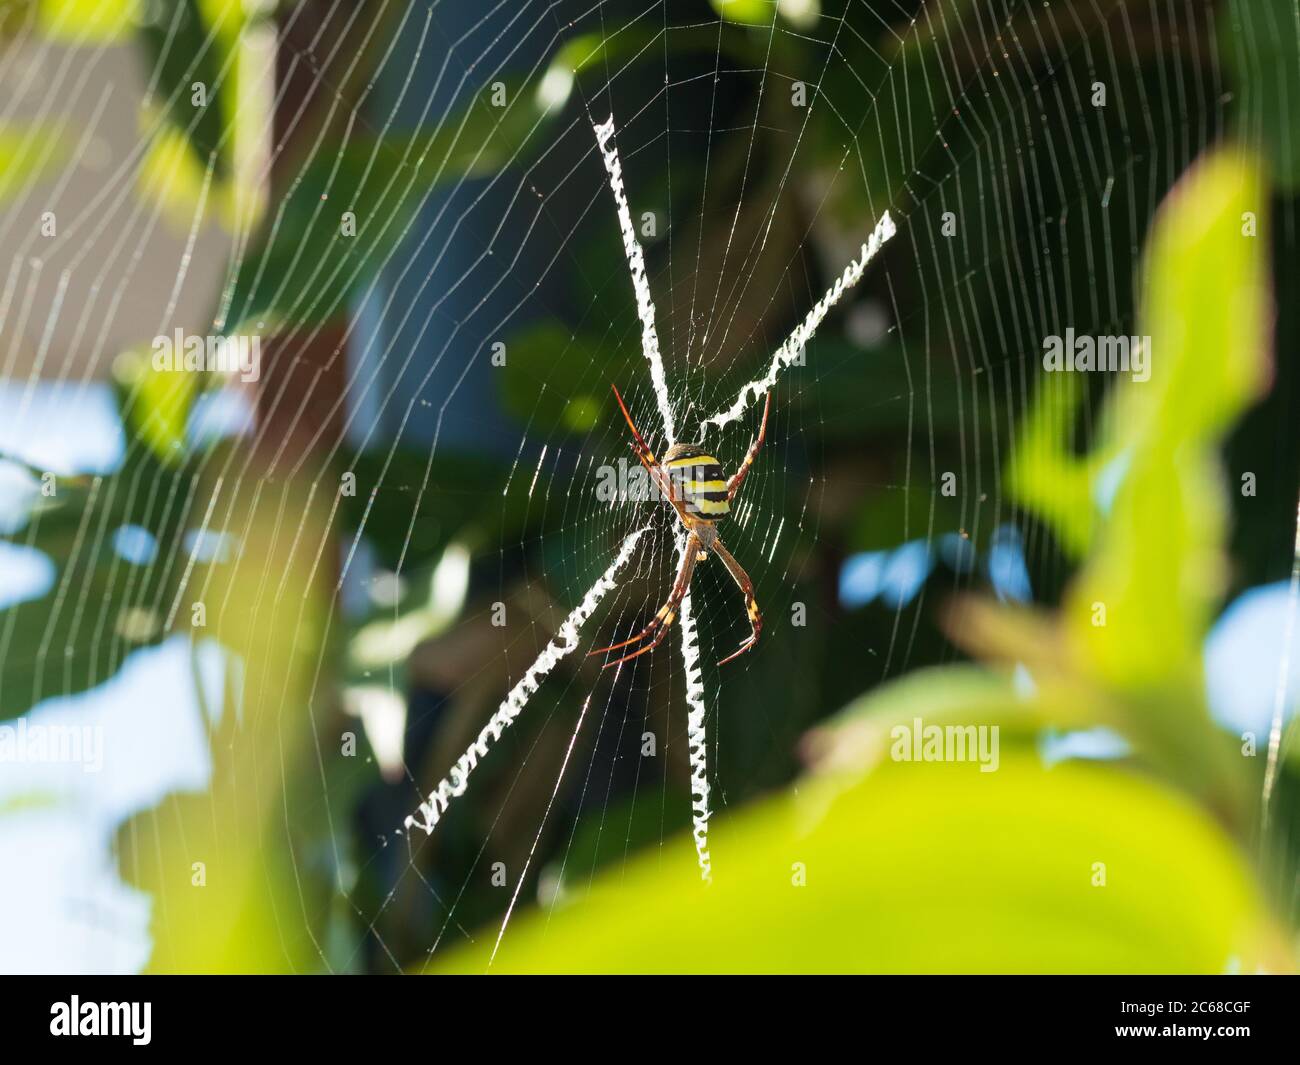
xmin=404 ymin=527 xmax=649 ymax=836
xmin=700 ymin=209 xmax=898 ymax=434
xmin=590 ymin=122 xmax=896 ymax=883
xmin=675 ymin=558 xmax=713 ymax=883
xmin=597 ymin=116 xmax=715 ymax=879
xmin=594 ymin=115 xmax=678 ymax=445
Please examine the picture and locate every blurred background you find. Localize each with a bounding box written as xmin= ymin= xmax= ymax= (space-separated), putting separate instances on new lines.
xmin=0 ymin=0 xmax=1297 ymax=973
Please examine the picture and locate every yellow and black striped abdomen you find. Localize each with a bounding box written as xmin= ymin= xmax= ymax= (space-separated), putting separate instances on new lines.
xmin=664 ymin=451 xmax=730 ymax=520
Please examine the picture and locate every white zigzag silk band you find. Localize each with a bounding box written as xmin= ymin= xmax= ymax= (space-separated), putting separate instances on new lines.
xmin=700 ymin=209 xmax=897 ymax=433
xmin=404 ymin=527 xmax=649 ymax=836
xmin=674 ymin=542 xmax=713 ymax=883
xmin=590 ymin=118 xmax=895 ymax=881
xmin=594 ymin=115 xmax=678 ymax=444
xmin=595 ymin=116 xmax=714 ymax=880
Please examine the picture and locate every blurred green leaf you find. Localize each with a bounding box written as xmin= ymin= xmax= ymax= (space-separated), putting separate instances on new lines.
xmin=36 ymin=0 xmax=134 ymax=42
xmin=117 ymin=476 xmax=344 ymax=973
xmin=0 ymin=484 xmax=179 ymax=721
xmin=1066 ymin=151 xmax=1268 ymax=691
xmin=117 ymin=349 xmax=198 ymax=467
xmin=709 ymin=0 xmax=822 ymax=30
xmin=0 ymin=431 xmax=201 ymax=721
xmin=1009 ymin=150 xmax=1269 ymax=691
xmin=1007 ymin=373 xmax=1100 ymax=558
xmin=439 ymin=750 xmax=1272 ymax=973
xmin=497 ymin=322 xmax=610 ymax=433
xmin=804 ymin=665 xmax=1033 ymax=774
xmin=710 ymin=0 xmax=771 ymax=25
xmin=0 ymin=122 xmax=72 ymax=203
xmin=136 ymin=0 xmax=241 ymax=179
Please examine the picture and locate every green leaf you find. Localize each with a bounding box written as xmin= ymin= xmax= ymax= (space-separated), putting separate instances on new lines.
xmin=497 ymin=322 xmax=611 ymax=434
xmin=0 ymin=451 xmax=198 ymax=721
xmin=115 ymin=478 xmax=344 ymax=973
xmin=1008 ymin=150 xmax=1269 ymax=691
xmin=117 ymin=349 xmax=198 ymax=467
xmin=1007 ymin=373 xmax=1104 ymax=558
xmin=135 ymin=0 xmax=241 ymax=179
xmin=36 ymin=0 xmax=135 ymax=42
xmin=1066 ymin=151 xmax=1269 ymax=691
xmin=436 ymin=750 xmax=1270 ymax=973
xmin=709 ymin=0 xmax=822 ymax=29
xmin=0 ymin=122 xmax=73 ymax=204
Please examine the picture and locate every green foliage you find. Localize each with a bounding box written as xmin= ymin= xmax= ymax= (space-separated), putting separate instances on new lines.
xmin=1010 ymin=150 xmax=1269 ymax=701
xmin=710 ymin=0 xmax=771 ymax=25
xmin=496 ymin=323 xmax=610 ymax=434
xmin=0 ymin=122 xmax=72 ymax=203
xmin=710 ymin=0 xmax=820 ymax=31
xmin=115 ymin=477 xmax=347 ymax=973
xmin=1066 ymin=152 xmax=1268 ymax=692
xmin=32 ymin=0 xmax=135 ymax=42
xmin=447 ymin=750 xmax=1267 ymax=973
xmin=1007 ymin=374 xmax=1098 ymax=557
xmin=135 ymin=0 xmax=243 ymax=179
xmin=118 ymin=349 xmax=199 ymax=466
xmin=0 ymin=452 xmax=196 ymax=722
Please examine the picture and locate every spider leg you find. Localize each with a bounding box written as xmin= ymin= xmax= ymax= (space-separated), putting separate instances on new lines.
xmin=589 ymin=532 xmax=701 ymax=668
xmin=726 ymin=388 xmax=772 ymax=500
xmin=711 ymin=537 xmax=762 ymax=665
xmin=611 ymin=384 xmax=658 ymax=470
xmin=610 ymin=383 xmax=693 ymax=522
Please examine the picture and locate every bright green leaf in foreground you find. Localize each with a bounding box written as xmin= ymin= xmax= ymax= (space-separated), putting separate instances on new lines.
xmin=1008 ymin=150 xmax=1269 ymax=694
xmin=1067 ymin=151 xmax=1269 ymax=692
xmin=438 ymin=751 xmax=1271 ymax=973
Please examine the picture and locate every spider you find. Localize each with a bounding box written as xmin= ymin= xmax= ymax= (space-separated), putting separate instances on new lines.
xmin=588 ymin=383 xmax=772 ymax=670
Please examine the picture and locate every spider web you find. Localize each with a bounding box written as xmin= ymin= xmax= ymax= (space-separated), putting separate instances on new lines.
xmin=0 ymin=0 xmax=1294 ymax=975
xmin=401 ymin=111 xmax=893 ymax=898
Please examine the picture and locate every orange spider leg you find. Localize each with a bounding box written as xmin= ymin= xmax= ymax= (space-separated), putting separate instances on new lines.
xmin=712 ymin=537 xmax=762 ymax=665
xmin=610 ymin=382 xmax=689 ymax=518
xmin=611 ymin=383 xmax=657 ymax=469
xmin=727 ymin=389 xmax=771 ymax=500
xmin=588 ymin=532 xmax=701 ymax=668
